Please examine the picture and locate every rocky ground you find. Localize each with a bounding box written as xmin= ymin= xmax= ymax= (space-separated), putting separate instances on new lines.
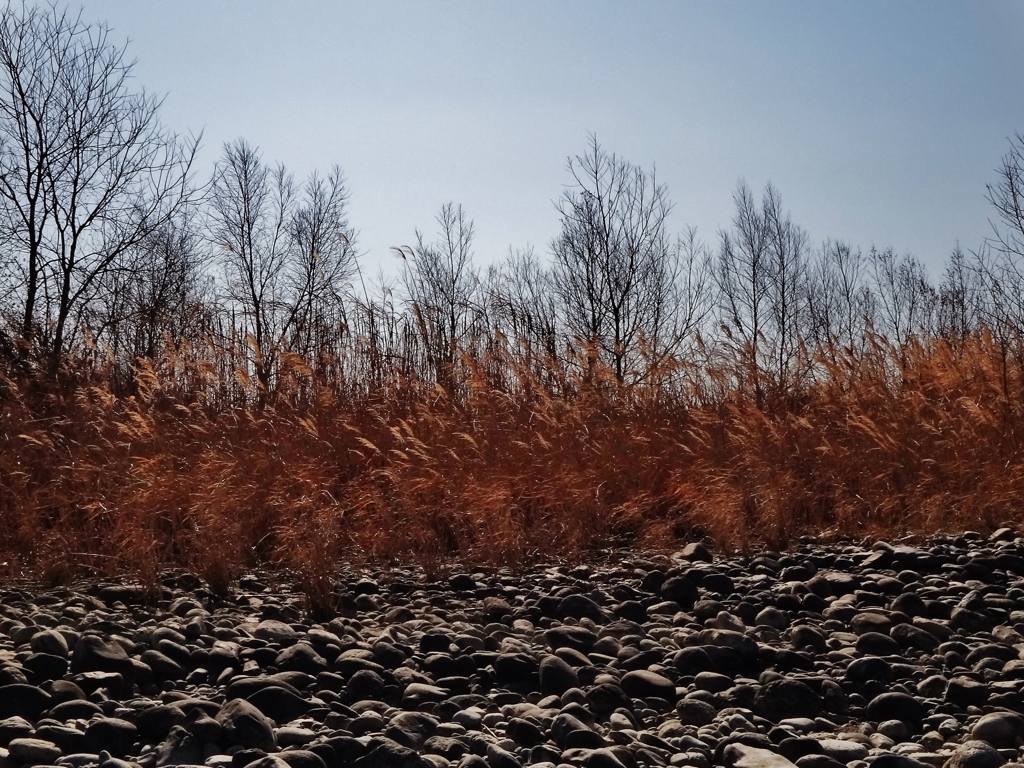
xmin=2 ymin=532 xmax=1024 ymax=768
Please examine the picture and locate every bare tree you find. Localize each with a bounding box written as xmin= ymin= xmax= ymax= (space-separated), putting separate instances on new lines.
xmin=350 ymin=269 xmax=413 ymax=385
xmin=0 ymin=1 xmax=198 ymax=368
xmin=398 ymin=202 xmax=481 ymax=384
xmin=981 ymin=134 xmax=1024 ymax=346
xmin=805 ymin=239 xmax=876 ymax=370
xmin=209 ymin=139 xmax=356 ymax=390
xmin=551 ymin=136 xmax=676 ymax=383
xmin=973 ymin=242 xmax=1024 ymax=397
xmin=655 ymin=227 xmax=715 ymax=368
xmin=487 ymin=245 xmax=559 ymax=371
xmin=937 ymin=245 xmax=982 ymax=342
xmin=986 ymin=133 xmax=1024 ymax=260
xmin=762 ymin=184 xmax=809 ymax=390
xmin=92 ymin=210 xmax=209 ymax=364
xmin=716 ymin=181 xmax=810 ymax=400
xmin=286 ymin=167 xmax=358 ymax=363
xmin=869 ymin=246 xmax=937 ymax=348
xmin=716 ymin=182 xmax=771 ymax=401
xmin=209 ymin=138 xmax=295 ymax=389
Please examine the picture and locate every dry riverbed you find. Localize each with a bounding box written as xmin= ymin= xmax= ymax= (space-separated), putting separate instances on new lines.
xmin=2 ymin=532 xmax=1024 ymax=768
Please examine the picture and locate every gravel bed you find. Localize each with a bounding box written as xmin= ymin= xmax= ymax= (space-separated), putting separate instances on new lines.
xmin=2 ymin=531 xmax=1024 ymax=768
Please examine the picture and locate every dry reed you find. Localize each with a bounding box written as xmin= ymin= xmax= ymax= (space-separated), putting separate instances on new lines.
xmin=2 ymin=329 xmax=1023 ymax=613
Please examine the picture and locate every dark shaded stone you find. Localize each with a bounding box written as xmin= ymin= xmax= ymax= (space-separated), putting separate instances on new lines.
xmin=166 ymin=695 xmax=221 ymax=718
xmin=620 ymin=670 xmax=675 ymax=701
xmin=660 ymin=576 xmax=699 ymax=610
xmin=0 ymin=666 xmax=27 ymax=686
xmin=244 ymin=755 xmax=291 ymax=768
xmin=850 ymin=613 xmax=892 ymax=635
xmin=217 ymin=698 xmax=277 ymax=751
xmin=794 ymin=756 xmax=844 ymax=768
xmin=676 ymin=698 xmax=716 ymax=725
xmin=253 ymin=619 xmax=297 ymax=644
xmin=279 ymin=751 xmax=328 ymax=768
xmin=246 ymin=685 xmax=312 ymax=723
xmin=0 ymin=715 xmax=33 ymax=746
xmin=48 ymin=680 xmax=86 ymax=704
xmin=448 ymin=574 xmax=476 ymax=591
xmin=754 ymin=679 xmax=821 ymax=721
xmin=817 ymin=739 xmax=868 ymax=763
xmin=347 ymin=669 xmax=387 ymax=701
xmin=84 ymin=717 xmax=137 ymax=757
xmin=845 ymin=656 xmax=893 ymax=684
xmin=703 ymin=573 xmax=736 ymax=594
xmin=383 ymin=711 xmax=438 ymax=750
xmin=587 ymin=748 xmax=630 ymax=768
xmin=402 ymin=683 xmax=449 ymax=707
xmin=233 ymin=748 xmax=271 ymax=768
xmin=208 ymin=641 xmax=241 ymax=675
xmin=868 ymin=756 xmax=932 ymax=768
xmin=71 ymin=670 xmax=127 ymax=697
xmin=353 ymin=737 xmax=433 ymax=768
xmin=482 ymin=597 xmax=513 ymax=618
xmin=544 ymin=626 xmax=598 ymax=654
xmin=487 ymin=743 xmax=523 ymax=768
xmin=506 ymin=717 xmax=545 ymax=747
xmin=697 ymin=629 xmax=759 ymax=664
xmin=8 ymin=737 xmax=62 ymax=765
xmin=552 ymin=712 xmax=597 ymax=749
xmin=327 ymin=735 xmax=369 ymax=763
xmin=674 ymin=646 xmax=716 ymax=675
xmin=22 ymin=652 xmax=68 ymax=683
xmin=494 ymin=652 xmax=538 ymax=684
xmin=695 ymin=671 xmax=733 ymax=693
xmin=586 ymin=683 xmax=632 ymax=715
xmin=777 ymin=737 xmax=824 ymax=762
xmin=226 ymin=675 xmax=302 ymax=700
xmin=613 ymin=601 xmax=648 ymax=623
xmin=371 ymin=642 xmax=407 ymax=669
xmin=890 ymin=593 xmax=927 ymax=617
xmin=0 ymin=683 xmax=51 ymax=719
xmin=865 ymin=692 xmax=925 ymax=726
xmin=971 ymin=712 xmax=1024 ymax=748
xmin=855 ymin=632 xmax=900 ymax=656
xmin=141 ymin=649 xmax=184 ymax=682
xmin=424 ymin=735 xmax=468 ymax=760
xmin=559 ymin=594 xmax=608 ymax=622
xmin=944 ymin=741 xmax=1006 ymax=768
xmin=276 ymin=643 xmax=329 ymax=675
xmin=70 ymin=634 xmax=135 ymax=686
xmin=889 ymin=623 xmax=940 ymax=652
xmin=951 ymin=606 xmax=993 ymax=633
xmin=965 ymin=643 xmax=1017 ymax=666
xmin=946 ymin=676 xmax=989 ymax=708
xmin=32 ymin=723 xmax=85 ymax=754
xmin=186 ymin=707 xmax=223 ymax=743
xmin=539 ymin=654 xmax=579 ymax=695
xmin=30 ymin=629 xmax=69 ymax=658
xmin=756 ymin=607 xmax=790 ymax=630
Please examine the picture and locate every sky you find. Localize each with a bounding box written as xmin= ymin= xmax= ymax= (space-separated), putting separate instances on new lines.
xmin=75 ymin=1 xmax=1024 ymax=280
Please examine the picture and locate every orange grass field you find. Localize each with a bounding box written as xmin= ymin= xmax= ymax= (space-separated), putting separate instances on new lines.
xmin=2 ymin=329 xmax=1023 ymax=613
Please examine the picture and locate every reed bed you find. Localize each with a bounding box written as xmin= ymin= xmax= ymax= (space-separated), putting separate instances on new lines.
xmin=2 ymin=329 xmax=1023 ymax=611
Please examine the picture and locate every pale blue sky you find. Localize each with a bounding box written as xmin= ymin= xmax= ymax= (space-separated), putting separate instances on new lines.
xmin=80 ymin=1 xmax=1024 ymax=277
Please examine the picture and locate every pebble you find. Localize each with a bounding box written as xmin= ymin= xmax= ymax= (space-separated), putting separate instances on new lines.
xmin=944 ymin=740 xmax=1007 ymax=768
xmin=0 ymin=536 xmax=1022 ymax=768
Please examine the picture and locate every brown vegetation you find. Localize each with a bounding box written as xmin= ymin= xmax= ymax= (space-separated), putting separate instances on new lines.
xmin=3 ymin=327 xmax=1024 ymax=607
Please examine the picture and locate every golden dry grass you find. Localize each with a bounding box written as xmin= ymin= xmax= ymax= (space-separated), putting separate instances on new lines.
xmin=2 ymin=330 xmax=1023 ymax=612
